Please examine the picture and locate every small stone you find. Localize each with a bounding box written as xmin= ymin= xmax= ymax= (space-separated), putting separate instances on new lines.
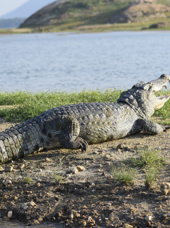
xmin=45 ymin=157 xmax=51 ymax=162
xmin=22 ymin=203 xmax=29 ymax=210
xmin=7 ymin=211 xmax=12 ymax=219
xmin=83 ymin=205 xmax=87 ymax=209
xmin=73 ymin=210 xmax=80 ymax=218
xmin=14 ymin=196 xmax=18 ymax=201
xmin=37 ymin=182 xmax=41 ymax=187
xmin=87 ymin=216 xmax=95 ymax=225
xmin=80 ymin=220 xmax=87 ymax=227
xmin=28 ymin=200 xmax=36 ymax=207
xmin=38 ymin=216 xmax=43 ymax=222
xmin=105 ymin=155 xmax=111 ymax=159
xmin=33 ymin=219 xmax=39 ymax=225
xmin=97 ymin=150 xmax=104 ymax=153
xmin=123 ymin=224 xmax=133 ymax=228
xmin=18 ymin=163 xmax=25 ymax=171
xmin=0 ymin=166 xmax=4 ymax=171
xmin=23 ymin=205 xmax=28 ymax=210
xmin=5 ymin=166 xmax=13 ymax=172
xmin=4 ymin=180 xmax=12 ymax=187
xmin=71 ymin=167 xmax=79 ymax=174
xmin=145 ymin=215 xmax=152 ymax=221
xmin=77 ymin=165 xmax=86 ymax=171
xmin=117 ymin=143 xmax=127 ymax=149
xmin=161 ymin=182 xmax=170 ymax=195
xmin=70 ymin=210 xmax=74 ymax=219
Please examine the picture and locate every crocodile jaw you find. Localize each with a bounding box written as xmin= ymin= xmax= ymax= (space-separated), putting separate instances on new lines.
xmin=151 ymin=74 xmax=170 ymax=110
xmin=154 ymin=94 xmax=169 ymax=110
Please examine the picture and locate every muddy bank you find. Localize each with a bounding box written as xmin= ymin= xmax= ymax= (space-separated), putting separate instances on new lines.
xmin=0 ymin=121 xmax=170 ymax=227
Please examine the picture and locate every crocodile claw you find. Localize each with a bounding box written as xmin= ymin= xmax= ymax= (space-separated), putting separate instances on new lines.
xmin=79 ymin=138 xmax=88 ymax=152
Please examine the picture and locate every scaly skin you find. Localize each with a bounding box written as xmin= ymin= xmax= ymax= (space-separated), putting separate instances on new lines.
xmin=0 ymin=74 xmax=170 ymax=163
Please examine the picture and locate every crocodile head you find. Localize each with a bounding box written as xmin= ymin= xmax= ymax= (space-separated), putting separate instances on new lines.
xmin=117 ymin=74 xmax=170 ymax=119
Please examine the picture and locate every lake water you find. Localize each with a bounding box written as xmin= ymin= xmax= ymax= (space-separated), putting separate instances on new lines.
xmin=0 ymin=31 xmax=170 ymax=93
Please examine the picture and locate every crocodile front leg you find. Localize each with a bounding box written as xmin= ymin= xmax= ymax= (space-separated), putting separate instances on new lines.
xmin=136 ymin=119 xmax=170 ymax=134
xmin=59 ymin=116 xmax=88 ymax=152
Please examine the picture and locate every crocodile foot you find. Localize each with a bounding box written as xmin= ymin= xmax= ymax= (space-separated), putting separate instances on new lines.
xmin=59 ymin=136 xmax=88 ymax=152
xmin=162 ymin=125 xmax=170 ymax=132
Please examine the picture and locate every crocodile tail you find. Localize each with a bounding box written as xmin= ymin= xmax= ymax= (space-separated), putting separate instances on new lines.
xmin=0 ymin=118 xmax=44 ymax=163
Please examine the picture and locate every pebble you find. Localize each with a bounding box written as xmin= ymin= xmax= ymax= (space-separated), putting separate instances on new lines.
xmin=45 ymin=157 xmax=51 ymax=162
xmin=3 ymin=180 xmax=12 ymax=187
xmin=5 ymin=166 xmax=13 ymax=172
xmin=7 ymin=211 xmax=12 ymax=219
xmin=18 ymin=164 xmax=25 ymax=171
xmin=123 ymin=224 xmax=133 ymax=228
xmin=145 ymin=215 xmax=152 ymax=221
xmin=71 ymin=167 xmax=79 ymax=174
xmin=29 ymin=200 xmax=36 ymax=206
xmin=77 ymin=165 xmax=86 ymax=171
xmin=161 ymin=182 xmax=170 ymax=195
xmin=37 ymin=182 xmax=41 ymax=187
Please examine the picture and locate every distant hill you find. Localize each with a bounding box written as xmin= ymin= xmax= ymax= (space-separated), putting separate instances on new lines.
xmin=1 ymin=0 xmax=56 ymax=19
xmin=19 ymin=0 xmax=170 ymax=30
xmin=0 ymin=18 xmax=25 ymax=29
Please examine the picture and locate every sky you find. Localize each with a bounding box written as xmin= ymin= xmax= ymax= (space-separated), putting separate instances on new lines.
xmin=0 ymin=0 xmax=28 ymax=17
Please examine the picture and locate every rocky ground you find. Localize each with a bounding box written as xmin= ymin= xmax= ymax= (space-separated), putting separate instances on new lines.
xmin=0 ymin=119 xmax=170 ymax=227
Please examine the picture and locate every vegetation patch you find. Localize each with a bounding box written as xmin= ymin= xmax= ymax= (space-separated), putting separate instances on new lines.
xmin=0 ymin=89 xmax=169 ymax=123
xmin=130 ymin=148 xmax=165 ymax=169
xmin=112 ymin=167 xmax=137 ymax=184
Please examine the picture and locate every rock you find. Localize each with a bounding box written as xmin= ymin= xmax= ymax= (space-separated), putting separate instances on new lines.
xmin=79 ymin=220 xmax=87 ymax=227
xmin=18 ymin=163 xmax=25 ymax=171
xmin=145 ymin=215 xmax=152 ymax=221
xmin=7 ymin=211 xmax=12 ymax=219
xmin=105 ymin=154 xmax=111 ymax=159
xmin=123 ymin=224 xmax=133 ymax=228
xmin=37 ymin=182 xmax=41 ymax=187
xmin=45 ymin=157 xmax=51 ymax=162
xmin=5 ymin=166 xmax=13 ymax=172
xmin=117 ymin=143 xmax=128 ymax=150
xmin=3 ymin=180 xmax=12 ymax=187
xmin=77 ymin=165 xmax=86 ymax=171
xmin=29 ymin=200 xmax=36 ymax=207
xmin=71 ymin=167 xmax=79 ymax=174
xmin=33 ymin=219 xmax=39 ymax=225
xmin=161 ymin=182 xmax=170 ymax=195
xmin=22 ymin=204 xmax=28 ymax=210
xmin=70 ymin=210 xmax=74 ymax=219
xmin=87 ymin=216 xmax=95 ymax=226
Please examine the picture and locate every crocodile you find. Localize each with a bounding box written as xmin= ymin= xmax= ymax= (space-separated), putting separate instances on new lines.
xmin=0 ymin=74 xmax=170 ymax=163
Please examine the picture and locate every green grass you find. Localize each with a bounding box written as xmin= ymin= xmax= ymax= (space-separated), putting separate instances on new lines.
xmin=52 ymin=173 xmax=64 ymax=183
xmin=121 ymin=148 xmax=166 ymax=187
xmin=145 ymin=167 xmax=159 ymax=189
xmin=25 ymin=176 xmax=32 ymax=184
xmin=0 ymin=89 xmax=170 ymax=123
xmin=130 ymin=148 xmax=165 ymax=169
xmin=0 ymin=89 xmax=121 ymax=122
xmin=112 ymin=167 xmax=137 ymax=184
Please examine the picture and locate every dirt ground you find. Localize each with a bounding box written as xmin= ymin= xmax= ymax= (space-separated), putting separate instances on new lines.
xmin=0 ymin=119 xmax=170 ymax=228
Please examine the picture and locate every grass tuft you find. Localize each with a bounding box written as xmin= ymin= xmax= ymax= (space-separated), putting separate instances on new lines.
xmin=112 ymin=167 xmax=137 ymax=184
xmin=25 ymin=176 xmax=32 ymax=184
xmin=130 ymin=148 xmax=165 ymax=169
xmin=145 ymin=167 xmax=159 ymax=189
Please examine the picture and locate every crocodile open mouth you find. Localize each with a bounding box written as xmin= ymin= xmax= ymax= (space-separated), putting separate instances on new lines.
xmin=152 ymin=74 xmax=170 ymax=110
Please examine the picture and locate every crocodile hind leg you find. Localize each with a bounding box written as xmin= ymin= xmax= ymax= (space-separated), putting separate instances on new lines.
xmin=59 ymin=116 xmax=88 ymax=152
